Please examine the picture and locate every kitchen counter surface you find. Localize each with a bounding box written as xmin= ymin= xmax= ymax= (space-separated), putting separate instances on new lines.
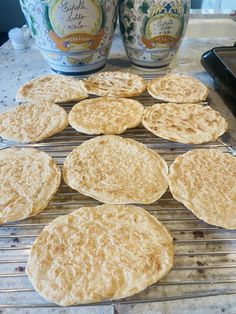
xmin=0 ymin=33 xmax=236 ymax=314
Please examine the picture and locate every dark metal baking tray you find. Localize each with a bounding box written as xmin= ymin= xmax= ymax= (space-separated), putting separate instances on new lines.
xmin=201 ymin=46 xmax=236 ymax=103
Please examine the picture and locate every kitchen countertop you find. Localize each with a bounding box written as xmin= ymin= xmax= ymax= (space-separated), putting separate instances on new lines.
xmin=0 ymin=32 xmax=236 ymax=314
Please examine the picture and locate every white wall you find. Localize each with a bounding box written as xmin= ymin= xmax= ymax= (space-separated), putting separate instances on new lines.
xmin=220 ymin=0 xmax=236 ymax=9
xmin=200 ymin=0 xmax=236 ymax=9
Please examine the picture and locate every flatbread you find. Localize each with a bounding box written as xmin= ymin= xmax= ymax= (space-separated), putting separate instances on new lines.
xmin=142 ymin=103 xmax=228 ymax=144
xmin=68 ymin=97 xmax=144 ymax=135
xmin=0 ymin=102 xmax=68 ymax=143
xmin=0 ymin=148 xmax=61 ymax=224
xmin=26 ymin=204 xmax=173 ymax=306
xmin=147 ymin=74 xmax=208 ymax=103
xmin=84 ymin=71 xmax=146 ymax=97
xmin=169 ymin=149 xmax=236 ymax=229
xmin=16 ymin=75 xmax=88 ymax=103
xmin=63 ymin=135 xmax=168 ymax=204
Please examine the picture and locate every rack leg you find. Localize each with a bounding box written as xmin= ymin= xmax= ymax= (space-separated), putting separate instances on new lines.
xmin=111 ymin=303 xmax=119 ymax=314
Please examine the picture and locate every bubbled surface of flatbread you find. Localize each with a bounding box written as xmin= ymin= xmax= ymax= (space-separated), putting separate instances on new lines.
xmin=0 ymin=102 xmax=68 ymax=143
xmin=147 ymin=74 xmax=208 ymax=103
xmin=142 ymin=103 xmax=228 ymax=144
xmin=16 ymin=75 xmax=88 ymax=103
xmin=69 ymin=97 xmax=144 ymax=135
xmin=84 ymin=71 xmax=146 ymax=97
xmin=169 ymin=149 xmax=236 ymax=229
xmin=0 ymin=148 xmax=61 ymax=224
xmin=26 ymin=204 xmax=173 ymax=306
xmin=63 ymin=135 xmax=168 ymax=204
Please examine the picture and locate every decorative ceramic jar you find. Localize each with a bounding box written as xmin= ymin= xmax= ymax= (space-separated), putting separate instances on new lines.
xmin=19 ymin=0 xmax=118 ymax=75
xmin=119 ymin=0 xmax=190 ymax=69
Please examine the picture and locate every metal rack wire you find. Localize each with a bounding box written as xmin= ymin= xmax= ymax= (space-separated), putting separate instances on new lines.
xmin=0 ymin=91 xmax=236 ymax=309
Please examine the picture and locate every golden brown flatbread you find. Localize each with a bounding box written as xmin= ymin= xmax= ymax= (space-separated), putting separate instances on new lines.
xmin=63 ymin=135 xmax=168 ymax=204
xmin=16 ymin=75 xmax=88 ymax=103
xmin=84 ymin=71 xmax=146 ymax=97
xmin=69 ymin=97 xmax=144 ymax=134
xmin=0 ymin=148 xmax=61 ymax=224
xmin=169 ymin=149 xmax=236 ymax=229
xmin=147 ymin=73 xmax=208 ymax=103
xmin=26 ymin=204 xmax=173 ymax=306
xmin=142 ymin=103 xmax=228 ymax=144
xmin=0 ymin=102 xmax=68 ymax=143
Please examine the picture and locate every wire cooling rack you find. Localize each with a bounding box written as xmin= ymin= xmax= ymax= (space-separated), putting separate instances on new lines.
xmin=0 ymin=89 xmax=236 ymax=310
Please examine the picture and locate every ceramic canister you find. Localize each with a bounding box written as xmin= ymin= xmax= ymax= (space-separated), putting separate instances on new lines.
xmin=119 ymin=0 xmax=190 ymax=69
xmin=19 ymin=0 xmax=118 ymax=75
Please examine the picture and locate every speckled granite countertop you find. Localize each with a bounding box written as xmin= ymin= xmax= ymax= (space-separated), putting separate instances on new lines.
xmin=0 ymin=34 xmax=236 ymax=314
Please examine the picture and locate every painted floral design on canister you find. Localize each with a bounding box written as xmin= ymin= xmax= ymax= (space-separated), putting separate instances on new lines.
xmin=20 ymin=0 xmax=118 ymax=74
xmin=119 ymin=0 xmax=190 ymax=69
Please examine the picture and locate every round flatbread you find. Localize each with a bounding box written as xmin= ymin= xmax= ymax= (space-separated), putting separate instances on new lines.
xmin=0 ymin=148 xmax=61 ymax=224
xmin=16 ymin=75 xmax=88 ymax=103
xmin=63 ymin=135 xmax=168 ymax=204
xmin=69 ymin=97 xmax=144 ymax=135
xmin=169 ymin=149 xmax=236 ymax=229
xmin=147 ymin=74 xmax=208 ymax=103
xmin=142 ymin=103 xmax=228 ymax=144
xmin=0 ymin=102 xmax=68 ymax=143
xmin=84 ymin=71 xmax=146 ymax=97
xmin=26 ymin=204 xmax=173 ymax=306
